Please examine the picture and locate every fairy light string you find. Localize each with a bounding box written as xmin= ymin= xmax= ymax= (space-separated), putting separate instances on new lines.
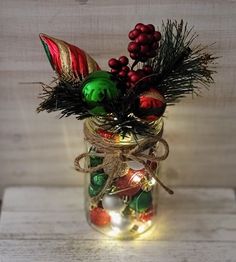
xmin=74 ymin=120 xmax=173 ymax=204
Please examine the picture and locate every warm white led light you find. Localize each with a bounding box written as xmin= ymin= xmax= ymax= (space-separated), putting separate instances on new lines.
xmin=137 ymin=221 xmax=152 ymax=233
xmin=150 ymin=177 xmax=157 ymax=185
xmin=109 ymin=211 xmax=122 ymax=224
xmin=132 ymin=174 xmax=142 ymax=183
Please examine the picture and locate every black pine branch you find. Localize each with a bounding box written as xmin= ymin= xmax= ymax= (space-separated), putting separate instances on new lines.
xmin=148 ymin=19 xmax=217 ymax=104
xmin=37 ymin=79 xmax=92 ymax=119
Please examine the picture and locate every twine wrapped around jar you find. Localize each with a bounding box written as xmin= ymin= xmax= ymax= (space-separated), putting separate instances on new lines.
xmin=75 ymin=119 xmax=173 ymax=204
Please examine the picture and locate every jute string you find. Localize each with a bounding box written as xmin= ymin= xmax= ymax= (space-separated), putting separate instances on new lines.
xmin=75 ymin=122 xmax=173 ymax=203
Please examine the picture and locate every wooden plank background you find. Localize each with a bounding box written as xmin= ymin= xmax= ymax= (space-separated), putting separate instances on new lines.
xmin=0 ymin=0 xmax=236 ymax=197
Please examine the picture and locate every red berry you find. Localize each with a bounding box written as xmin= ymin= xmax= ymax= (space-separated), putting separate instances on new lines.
xmin=137 ymin=34 xmax=149 ymax=44
xmin=130 ymin=52 xmax=139 ymax=60
xmin=136 ymin=69 xmax=145 ymax=77
xmin=108 ymin=58 xmax=121 ymax=69
xmin=128 ymin=31 xmax=135 ymax=40
xmin=146 ymin=50 xmax=156 ymax=58
xmin=140 ymin=25 xmax=151 ymax=33
xmin=128 ymin=42 xmax=140 ymax=53
xmin=135 ymin=23 xmax=144 ymax=30
xmin=132 ymin=29 xmax=141 ymax=38
xmin=147 ymin=24 xmax=155 ymax=33
xmin=143 ymin=65 xmax=153 ymax=74
xmin=122 ymin=66 xmax=130 ymax=72
xmin=152 ymin=42 xmax=159 ymax=49
xmin=118 ymin=71 xmax=127 ymax=78
xmin=140 ymin=44 xmax=151 ymax=54
xmin=128 ymin=70 xmax=135 ymax=77
xmin=130 ymin=73 xmax=141 ymax=83
xmin=147 ymin=34 xmax=154 ymax=43
xmin=111 ymin=68 xmax=119 ymax=74
xmin=153 ymin=31 xmax=161 ymax=41
xmin=119 ymin=56 xmax=129 ymax=66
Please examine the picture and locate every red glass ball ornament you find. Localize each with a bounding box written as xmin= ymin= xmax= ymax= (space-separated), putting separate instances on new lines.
xmin=135 ymin=88 xmax=166 ymax=121
xmin=114 ymin=168 xmax=146 ymax=197
xmin=90 ymin=207 xmax=111 ymax=227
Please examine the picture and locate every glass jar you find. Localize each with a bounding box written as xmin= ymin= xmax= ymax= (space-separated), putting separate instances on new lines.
xmin=81 ymin=117 xmax=167 ymax=239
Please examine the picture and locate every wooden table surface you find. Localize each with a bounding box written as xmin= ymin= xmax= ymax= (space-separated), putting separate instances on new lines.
xmin=0 ymin=187 xmax=236 ymax=261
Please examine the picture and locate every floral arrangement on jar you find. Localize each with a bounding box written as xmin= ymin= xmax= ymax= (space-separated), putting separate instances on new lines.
xmin=37 ymin=20 xmax=216 ymax=239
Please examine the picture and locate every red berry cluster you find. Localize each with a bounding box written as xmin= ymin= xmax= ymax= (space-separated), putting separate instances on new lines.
xmin=108 ymin=56 xmax=153 ymax=88
xmin=128 ymin=23 xmax=161 ymax=62
xmin=127 ymin=65 xmax=153 ymax=88
xmin=108 ymin=56 xmax=130 ymax=79
xmin=108 ymin=23 xmax=160 ymax=88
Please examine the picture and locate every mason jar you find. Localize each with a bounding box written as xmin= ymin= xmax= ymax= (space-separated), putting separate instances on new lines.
xmin=77 ymin=117 xmax=169 ymax=239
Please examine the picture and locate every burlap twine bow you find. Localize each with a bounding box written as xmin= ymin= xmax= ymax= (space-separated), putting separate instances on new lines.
xmin=74 ymin=122 xmax=173 ymax=204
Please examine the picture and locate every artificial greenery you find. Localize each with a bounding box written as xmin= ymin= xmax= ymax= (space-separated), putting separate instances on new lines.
xmin=146 ymin=20 xmax=216 ymax=104
xmin=37 ymin=20 xmax=217 ymax=137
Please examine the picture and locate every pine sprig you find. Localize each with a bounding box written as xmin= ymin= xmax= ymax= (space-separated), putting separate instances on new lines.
xmin=148 ymin=20 xmax=217 ymax=103
xmin=37 ymin=79 xmax=92 ymax=119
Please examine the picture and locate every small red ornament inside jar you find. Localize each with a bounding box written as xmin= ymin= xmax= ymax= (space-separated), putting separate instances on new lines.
xmin=138 ymin=207 xmax=155 ymax=222
xmin=134 ymin=88 xmax=166 ymax=121
xmin=90 ymin=207 xmax=111 ymax=227
xmin=96 ymin=128 xmax=115 ymax=139
xmin=114 ymin=168 xmax=146 ymax=197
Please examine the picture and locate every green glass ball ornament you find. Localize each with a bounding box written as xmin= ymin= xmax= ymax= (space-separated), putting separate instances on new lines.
xmin=89 ymin=155 xmax=104 ymax=168
xmin=81 ymin=71 xmax=120 ymax=115
xmin=91 ymin=171 xmax=108 ymax=187
xmin=88 ymin=184 xmax=102 ymax=197
xmin=129 ymin=190 xmax=153 ymax=213
xmin=89 ymin=147 xmax=104 ymax=168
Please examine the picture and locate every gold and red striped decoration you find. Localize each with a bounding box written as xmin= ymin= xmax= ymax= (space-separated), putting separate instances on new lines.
xmin=39 ymin=33 xmax=100 ymax=81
